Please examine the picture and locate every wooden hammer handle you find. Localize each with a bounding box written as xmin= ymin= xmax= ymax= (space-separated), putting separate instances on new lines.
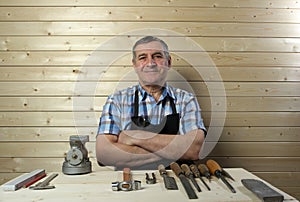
xmin=123 ymin=167 xmax=132 ymax=181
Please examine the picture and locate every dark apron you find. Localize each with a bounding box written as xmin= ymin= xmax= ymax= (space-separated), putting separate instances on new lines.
xmin=128 ymin=89 xmax=192 ymax=170
xmin=130 ymin=89 xmax=179 ymax=134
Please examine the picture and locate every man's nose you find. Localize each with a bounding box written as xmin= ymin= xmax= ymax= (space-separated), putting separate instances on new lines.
xmin=146 ymin=57 xmax=156 ymax=66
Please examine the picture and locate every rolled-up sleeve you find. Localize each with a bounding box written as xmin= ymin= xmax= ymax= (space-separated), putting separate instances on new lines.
xmin=97 ymin=96 xmax=121 ymax=136
xmin=180 ymin=96 xmax=207 ymax=136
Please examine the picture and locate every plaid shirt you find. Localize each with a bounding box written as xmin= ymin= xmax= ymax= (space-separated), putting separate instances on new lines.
xmin=97 ymin=84 xmax=206 ymax=136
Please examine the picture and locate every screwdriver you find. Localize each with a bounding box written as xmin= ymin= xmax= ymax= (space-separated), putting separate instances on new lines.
xmin=181 ymin=164 xmax=201 ymax=192
xmin=206 ymin=159 xmax=236 ymax=193
xmin=189 ymin=164 xmax=211 ymax=191
xmin=198 ymin=164 xmax=212 ymax=182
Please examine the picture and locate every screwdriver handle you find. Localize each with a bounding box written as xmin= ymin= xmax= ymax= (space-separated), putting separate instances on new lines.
xmin=189 ymin=164 xmax=201 ymax=178
xmin=206 ymin=160 xmax=236 ymax=193
xmin=206 ymin=159 xmax=222 ymax=175
xmin=158 ymin=164 xmax=167 ymax=176
xmin=170 ymin=162 xmax=183 ymax=177
xmin=181 ymin=164 xmax=193 ymax=176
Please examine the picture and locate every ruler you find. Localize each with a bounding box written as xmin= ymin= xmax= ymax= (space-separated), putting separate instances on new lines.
xmin=2 ymin=169 xmax=46 ymax=191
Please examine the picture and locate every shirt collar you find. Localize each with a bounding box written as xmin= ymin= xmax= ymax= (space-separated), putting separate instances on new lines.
xmin=137 ymin=83 xmax=176 ymax=102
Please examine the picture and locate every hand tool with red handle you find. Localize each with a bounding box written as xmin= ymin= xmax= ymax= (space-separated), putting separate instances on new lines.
xmin=206 ymin=159 xmax=236 ymax=193
xmin=170 ymin=162 xmax=198 ymax=199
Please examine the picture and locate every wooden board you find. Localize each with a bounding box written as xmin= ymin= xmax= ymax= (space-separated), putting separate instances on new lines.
xmin=0 ymin=0 xmax=299 ymax=8
xmin=0 ymin=169 xmax=297 ymax=202
xmin=1 ymin=22 xmax=300 ymax=37
xmin=0 ymin=126 xmax=299 ymax=142
xmin=1 ymin=37 xmax=300 ymax=52
xmin=0 ymin=96 xmax=298 ymax=112
xmin=1 ymin=7 xmax=300 ymax=23
xmin=0 ymin=66 xmax=299 ymax=82
xmin=0 ymin=142 xmax=299 ymax=158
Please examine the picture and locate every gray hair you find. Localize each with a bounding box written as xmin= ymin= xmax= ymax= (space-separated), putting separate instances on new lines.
xmin=132 ymin=36 xmax=170 ymax=61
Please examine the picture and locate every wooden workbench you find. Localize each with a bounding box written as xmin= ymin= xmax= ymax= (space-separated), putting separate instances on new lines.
xmin=0 ymin=168 xmax=298 ymax=202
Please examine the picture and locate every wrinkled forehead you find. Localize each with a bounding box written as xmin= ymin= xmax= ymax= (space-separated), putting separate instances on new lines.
xmin=134 ymin=41 xmax=166 ymax=53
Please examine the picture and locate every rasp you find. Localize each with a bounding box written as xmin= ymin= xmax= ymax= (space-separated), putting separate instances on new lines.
xmin=170 ymin=162 xmax=198 ymax=199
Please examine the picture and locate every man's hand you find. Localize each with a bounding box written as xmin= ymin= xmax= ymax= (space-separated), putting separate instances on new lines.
xmin=119 ymin=129 xmax=205 ymax=160
xmin=118 ymin=130 xmax=157 ymax=146
xmin=118 ymin=130 xmax=134 ymax=145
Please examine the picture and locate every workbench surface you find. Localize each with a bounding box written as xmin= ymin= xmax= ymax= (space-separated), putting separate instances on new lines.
xmin=0 ymin=168 xmax=298 ymax=202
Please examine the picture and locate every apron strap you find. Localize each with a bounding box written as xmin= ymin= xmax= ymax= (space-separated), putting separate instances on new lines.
xmin=134 ymin=88 xmax=177 ymax=116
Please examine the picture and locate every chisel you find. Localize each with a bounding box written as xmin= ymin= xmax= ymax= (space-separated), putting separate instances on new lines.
xmin=158 ymin=164 xmax=178 ymax=190
xmin=181 ymin=164 xmax=201 ymax=192
xmin=206 ymin=159 xmax=236 ymax=193
xmin=198 ymin=164 xmax=212 ymax=182
xmin=170 ymin=162 xmax=198 ymax=199
xmin=190 ymin=164 xmax=211 ymax=191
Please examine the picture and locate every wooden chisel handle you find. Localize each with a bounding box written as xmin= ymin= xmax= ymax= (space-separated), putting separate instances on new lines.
xmin=158 ymin=164 xmax=167 ymax=176
xmin=170 ymin=162 xmax=183 ymax=176
xmin=198 ymin=164 xmax=211 ymax=180
xmin=189 ymin=164 xmax=201 ymax=178
xmin=206 ymin=159 xmax=222 ymax=176
xmin=181 ymin=164 xmax=193 ymax=176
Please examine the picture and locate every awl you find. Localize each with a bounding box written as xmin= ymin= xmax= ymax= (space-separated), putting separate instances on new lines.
xmin=170 ymin=162 xmax=198 ymax=199
xmin=181 ymin=164 xmax=201 ymax=192
xmin=190 ymin=164 xmax=211 ymax=191
xmin=206 ymin=159 xmax=236 ymax=193
xmin=158 ymin=164 xmax=178 ymax=190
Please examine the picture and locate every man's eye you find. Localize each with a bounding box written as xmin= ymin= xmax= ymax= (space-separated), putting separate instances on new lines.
xmin=138 ymin=56 xmax=146 ymax=60
xmin=153 ymin=54 xmax=163 ymax=59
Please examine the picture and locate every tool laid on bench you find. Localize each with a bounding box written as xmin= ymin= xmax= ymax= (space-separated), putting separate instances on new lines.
xmin=2 ymin=169 xmax=46 ymax=191
xmin=145 ymin=173 xmax=156 ymax=184
xmin=198 ymin=164 xmax=212 ymax=182
xmin=111 ymin=168 xmax=141 ymax=191
xmin=29 ymin=173 xmax=58 ymax=190
xmin=190 ymin=164 xmax=211 ymax=191
xmin=170 ymin=162 xmax=198 ymax=199
xmin=242 ymin=179 xmax=284 ymax=202
xmin=158 ymin=164 xmax=178 ymax=190
xmin=181 ymin=164 xmax=201 ymax=192
xmin=206 ymin=159 xmax=236 ymax=193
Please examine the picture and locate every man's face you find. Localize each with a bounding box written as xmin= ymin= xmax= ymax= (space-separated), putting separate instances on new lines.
xmin=132 ymin=41 xmax=171 ymax=87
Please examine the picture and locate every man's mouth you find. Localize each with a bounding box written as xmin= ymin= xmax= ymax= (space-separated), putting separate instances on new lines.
xmin=143 ymin=70 xmax=159 ymax=73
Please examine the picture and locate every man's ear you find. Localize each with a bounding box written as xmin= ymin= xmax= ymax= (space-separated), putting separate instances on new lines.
xmin=167 ymin=56 xmax=172 ymax=68
xmin=132 ymin=58 xmax=136 ymax=67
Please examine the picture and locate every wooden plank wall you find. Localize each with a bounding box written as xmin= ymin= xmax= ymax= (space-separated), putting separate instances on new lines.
xmin=0 ymin=0 xmax=299 ymax=199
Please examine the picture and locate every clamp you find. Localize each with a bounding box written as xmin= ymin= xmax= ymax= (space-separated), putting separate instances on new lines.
xmin=145 ymin=173 xmax=156 ymax=184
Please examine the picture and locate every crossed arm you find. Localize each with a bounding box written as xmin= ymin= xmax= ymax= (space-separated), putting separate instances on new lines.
xmin=96 ymin=129 xmax=205 ymax=168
